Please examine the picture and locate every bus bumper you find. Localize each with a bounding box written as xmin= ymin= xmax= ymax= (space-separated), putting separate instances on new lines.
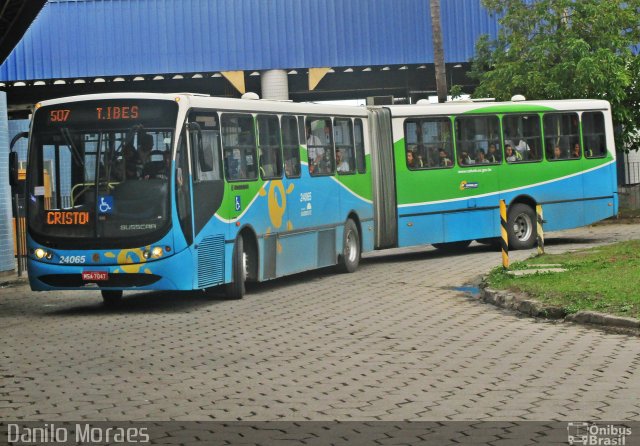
xmin=27 ymin=247 xmax=195 ymax=292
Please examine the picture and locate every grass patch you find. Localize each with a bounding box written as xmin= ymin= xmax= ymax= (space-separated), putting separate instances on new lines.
xmin=486 ymin=240 xmax=640 ymax=319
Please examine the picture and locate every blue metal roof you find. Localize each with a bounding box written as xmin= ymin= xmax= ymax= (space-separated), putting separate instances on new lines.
xmin=0 ymin=0 xmax=499 ymax=82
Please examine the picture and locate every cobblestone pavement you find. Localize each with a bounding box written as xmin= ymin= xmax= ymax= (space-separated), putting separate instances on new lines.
xmin=1 ymin=223 xmax=640 ymax=423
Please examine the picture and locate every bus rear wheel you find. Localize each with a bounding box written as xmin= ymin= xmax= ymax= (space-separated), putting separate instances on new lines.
xmin=101 ymin=290 xmax=123 ymax=307
xmin=508 ymin=203 xmax=537 ymax=250
xmin=225 ymin=235 xmax=247 ymax=299
xmin=338 ymin=219 xmax=360 ymax=273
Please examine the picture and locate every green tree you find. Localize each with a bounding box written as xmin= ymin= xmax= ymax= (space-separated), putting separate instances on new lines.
xmin=470 ymin=0 xmax=640 ymax=151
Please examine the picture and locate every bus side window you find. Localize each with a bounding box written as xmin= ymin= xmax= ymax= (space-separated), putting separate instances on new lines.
xmin=456 ymin=115 xmax=501 ymax=165
xmin=502 ymin=114 xmax=542 ymax=162
xmin=354 ymin=118 xmax=366 ymax=174
xmin=221 ymin=114 xmax=258 ymax=181
xmin=543 ymin=113 xmax=579 ymax=161
xmin=257 ymin=114 xmax=283 ymax=180
xmin=306 ymin=117 xmax=335 ymax=176
xmin=282 ymin=115 xmax=301 ymax=178
xmin=334 ymin=118 xmax=355 ymax=174
xmin=582 ymin=112 xmax=607 ymax=158
xmin=405 ymin=118 xmax=453 ymax=169
xmin=192 ymin=113 xmax=222 ymax=181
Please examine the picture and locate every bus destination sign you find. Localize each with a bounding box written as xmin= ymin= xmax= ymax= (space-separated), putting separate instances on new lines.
xmin=39 ymin=99 xmax=178 ymax=128
xmin=47 ymin=105 xmax=140 ymax=124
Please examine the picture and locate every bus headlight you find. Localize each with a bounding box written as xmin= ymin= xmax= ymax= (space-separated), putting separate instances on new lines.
xmin=34 ymin=248 xmax=53 ymax=260
xmin=151 ymin=247 xmax=163 ymax=258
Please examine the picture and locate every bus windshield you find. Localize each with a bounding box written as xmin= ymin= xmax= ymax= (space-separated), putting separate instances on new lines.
xmin=27 ymin=99 xmax=179 ymax=247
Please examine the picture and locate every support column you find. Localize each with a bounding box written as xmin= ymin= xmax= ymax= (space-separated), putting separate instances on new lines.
xmin=260 ymin=69 xmax=289 ymax=100
xmin=0 ymin=91 xmax=14 ymax=276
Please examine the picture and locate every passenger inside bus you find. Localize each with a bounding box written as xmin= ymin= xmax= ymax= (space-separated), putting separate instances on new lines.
xmin=459 ymin=151 xmax=473 ymax=165
xmin=438 ymin=149 xmax=452 ymax=167
xmin=505 ymin=144 xmax=521 ymax=162
xmin=138 ymin=133 xmax=154 ymax=164
xmin=123 ymin=143 xmax=142 ymax=180
xmin=552 ymin=145 xmax=564 ymax=160
xmin=475 ymin=149 xmax=489 ymax=164
xmin=336 ymin=149 xmax=350 ymax=172
xmin=571 ymin=143 xmax=581 ymax=158
xmin=406 ymin=150 xmax=416 ymax=168
xmin=487 ymin=143 xmax=500 ymax=163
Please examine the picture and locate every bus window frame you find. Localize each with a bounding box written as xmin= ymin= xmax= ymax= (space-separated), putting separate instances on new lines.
xmin=256 ymin=114 xmax=284 ymax=180
xmin=188 ymin=109 xmax=224 ymax=183
xmin=581 ymin=111 xmax=608 ymax=159
xmin=403 ymin=116 xmax=455 ymax=170
xmin=454 ymin=114 xmax=502 ymax=167
xmin=334 ymin=117 xmax=356 ymax=176
xmin=282 ymin=115 xmax=302 ymax=179
xmin=220 ymin=112 xmax=259 ymax=182
xmin=306 ymin=116 xmax=335 ymax=177
xmin=543 ymin=112 xmax=581 ymax=162
xmin=499 ymin=113 xmax=544 ymax=165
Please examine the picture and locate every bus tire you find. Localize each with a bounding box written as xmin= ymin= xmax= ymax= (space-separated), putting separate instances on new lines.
xmin=101 ymin=290 xmax=123 ymax=307
xmin=432 ymin=240 xmax=471 ymax=251
xmin=508 ymin=203 xmax=537 ymax=250
xmin=225 ymin=235 xmax=246 ymax=299
xmin=338 ymin=219 xmax=360 ymax=273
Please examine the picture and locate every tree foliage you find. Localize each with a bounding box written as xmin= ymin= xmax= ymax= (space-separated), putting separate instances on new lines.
xmin=470 ymin=0 xmax=640 ymax=150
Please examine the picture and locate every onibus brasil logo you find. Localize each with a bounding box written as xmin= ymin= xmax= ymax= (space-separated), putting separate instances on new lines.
xmin=567 ymin=422 xmax=632 ymax=445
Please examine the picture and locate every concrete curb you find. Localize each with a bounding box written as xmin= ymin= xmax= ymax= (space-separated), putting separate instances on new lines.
xmin=481 ymin=287 xmax=567 ymax=319
xmin=480 ymin=286 xmax=640 ymax=335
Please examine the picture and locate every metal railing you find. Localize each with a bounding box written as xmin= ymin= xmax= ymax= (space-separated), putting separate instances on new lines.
xmin=624 ymin=162 xmax=640 ymax=186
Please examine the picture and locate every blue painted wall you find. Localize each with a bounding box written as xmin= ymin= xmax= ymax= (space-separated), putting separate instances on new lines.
xmin=0 ymin=0 xmax=499 ymax=81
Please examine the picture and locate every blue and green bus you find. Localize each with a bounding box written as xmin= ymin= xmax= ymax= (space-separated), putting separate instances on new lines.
xmin=13 ymin=93 xmax=616 ymax=304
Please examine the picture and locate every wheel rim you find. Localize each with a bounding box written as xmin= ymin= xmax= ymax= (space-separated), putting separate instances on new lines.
xmin=513 ymin=213 xmax=533 ymax=241
xmin=241 ymin=251 xmax=248 ymax=281
xmin=345 ymin=230 xmax=358 ymax=263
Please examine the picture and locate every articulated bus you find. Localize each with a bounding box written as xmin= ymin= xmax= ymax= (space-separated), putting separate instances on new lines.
xmin=12 ymin=93 xmax=617 ymax=305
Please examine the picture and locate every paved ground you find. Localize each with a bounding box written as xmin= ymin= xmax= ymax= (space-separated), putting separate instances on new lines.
xmin=1 ymin=223 xmax=640 ymax=423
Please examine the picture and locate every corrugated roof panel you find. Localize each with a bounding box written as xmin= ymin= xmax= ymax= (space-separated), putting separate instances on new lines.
xmin=0 ymin=0 xmax=500 ymax=81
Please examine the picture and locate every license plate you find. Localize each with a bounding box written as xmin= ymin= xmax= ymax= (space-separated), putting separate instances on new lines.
xmin=82 ymin=271 xmax=108 ymax=281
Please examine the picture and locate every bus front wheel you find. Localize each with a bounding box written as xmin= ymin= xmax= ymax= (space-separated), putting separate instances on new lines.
xmin=338 ymin=219 xmax=360 ymax=273
xmin=226 ymin=236 xmax=246 ymax=299
xmin=101 ymin=290 xmax=123 ymax=307
xmin=507 ymin=203 xmax=537 ymax=250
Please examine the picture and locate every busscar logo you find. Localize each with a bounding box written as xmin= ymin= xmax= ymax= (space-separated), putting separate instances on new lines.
xmin=567 ymin=422 xmax=632 ymax=445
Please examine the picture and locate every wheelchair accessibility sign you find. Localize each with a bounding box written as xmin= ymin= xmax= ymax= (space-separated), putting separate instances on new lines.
xmin=235 ymin=196 xmax=241 ymax=211
xmin=98 ymin=196 xmax=114 ymax=214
